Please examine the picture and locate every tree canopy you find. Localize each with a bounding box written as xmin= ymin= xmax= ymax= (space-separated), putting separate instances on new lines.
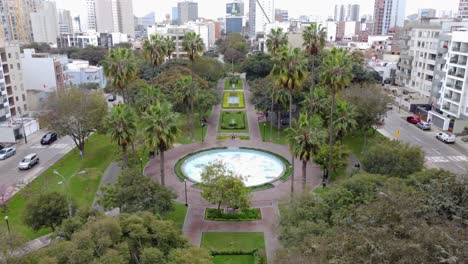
xmin=24 ymin=192 xmax=69 ymax=232
xmin=241 ymin=52 xmax=273 ymax=81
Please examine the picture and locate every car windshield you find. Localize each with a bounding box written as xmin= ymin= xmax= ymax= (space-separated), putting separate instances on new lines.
xmin=22 ymin=158 xmax=31 ymax=162
xmin=0 ymin=149 xmax=6 ymax=154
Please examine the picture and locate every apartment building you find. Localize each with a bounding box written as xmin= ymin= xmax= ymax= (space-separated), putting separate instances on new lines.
xmin=57 ymin=32 xmax=128 ymax=49
xmin=30 ymin=0 xmax=59 ymax=44
xmin=64 ymin=60 xmax=107 ymax=89
xmin=147 ymin=25 xmax=193 ymax=58
xmin=373 ymin=0 xmax=406 ymax=35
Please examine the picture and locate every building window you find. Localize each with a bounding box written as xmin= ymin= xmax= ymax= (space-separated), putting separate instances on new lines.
xmin=22 ymin=94 xmax=26 ymax=101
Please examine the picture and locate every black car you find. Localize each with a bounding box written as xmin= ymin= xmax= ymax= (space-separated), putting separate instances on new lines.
xmin=41 ymin=132 xmax=57 ymax=145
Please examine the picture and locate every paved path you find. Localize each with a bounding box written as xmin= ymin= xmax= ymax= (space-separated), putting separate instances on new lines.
xmin=92 ymin=162 xmax=121 ymax=210
xmin=145 ymin=77 xmax=323 ymax=263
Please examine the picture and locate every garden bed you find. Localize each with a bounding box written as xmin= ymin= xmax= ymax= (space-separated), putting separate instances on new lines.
xmin=222 ymin=92 xmax=245 ymax=108
xmin=219 ymin=111 xmax=249 ymax=133
xmin=205 ymin=208 xmax=262 ymax=221
xmin=224 ymin=78 xmax=243 ymax=90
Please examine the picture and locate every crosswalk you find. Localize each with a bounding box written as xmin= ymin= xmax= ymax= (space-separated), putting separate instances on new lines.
xmin=425 ymin=156 xmax=468 ymax=163
xmin=29 ymin=143 xmax=70 ymax=149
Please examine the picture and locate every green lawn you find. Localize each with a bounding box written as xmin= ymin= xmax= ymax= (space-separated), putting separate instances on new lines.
xmin=219 ymin=111 xmax=249 ymax=133
xmin=224 ymin=79 xmax=243 ymax=90
xmin=161 ymin=202 xmax=187 ymax=229
xmin=216 ymin=135 xmax=250 ymax=140
xmin=342 ymin=130 xmax=387 ymax=161
xmin=258 ymin=121 xmax=288 ymax=144
xmin=201 ymin=232 xmax=265 ymax=252
xmin=222 ymin=92 xmax=245 ymax=109
xmin=0 ymin=134 xmax=116 ymax=239
xmin=214 ymin=255 xmax=254 ymax=264
xmin=176 ymin=110 xmax=212 ymax=144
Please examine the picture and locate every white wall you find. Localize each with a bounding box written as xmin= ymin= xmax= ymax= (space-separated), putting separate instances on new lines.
xmin=21 ymin=50 xmax=57 ymax=93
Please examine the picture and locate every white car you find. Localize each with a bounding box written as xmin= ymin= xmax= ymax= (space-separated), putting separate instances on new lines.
xmin=18 ymin=153 xmax=39 ymax=170
xmin=436 ymin=132 xmax=456 ymax=144
xmin=0 ymin=147 xmax=16 ymax=160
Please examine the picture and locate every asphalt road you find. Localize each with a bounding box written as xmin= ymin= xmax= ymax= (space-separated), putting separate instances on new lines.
xmin=0 ymin=131 xmax=75 ymax=196
xmin=381 ymin=109 xmax=468 ymax=174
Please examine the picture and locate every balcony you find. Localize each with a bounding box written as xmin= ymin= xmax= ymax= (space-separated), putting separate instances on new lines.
xmin=6 ymin=86 xmax=12 ymax=96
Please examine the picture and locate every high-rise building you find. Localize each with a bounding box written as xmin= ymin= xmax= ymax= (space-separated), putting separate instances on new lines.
xmin=95 ymin=0 xmax=135 ymax=37
xmin=248 ymin=0 xmax=274 ymax=37
xmin=73 ymin=16 xmax=82 ymax=33
xmin=348 ymin=4 xmax=360 ymax=21
xmin=334 ymin=4 xmax=359 ymax=22
xmin=275 ymin=9 xmax=288 ymax=22
xmin=58 ymin=10 xmax=74 ymax=34
xmin=30 ymin=1 xmax=59 ymax=44
xmin=81 ymin=0 xmax=97 ymax=32
xmin=177 ymin=1 xmax=198 ymax=25
xmin=373 ymin=0 xmax=406 ymax=35
xmin=459 ymin=0 xmax=468 ymax=18
xmin=334 ymin=4 xmax=345 ymax=21
xmin=172 ymin=7 xmax=179 ymax=24
xmin=418 ymin=8 xmax=437 ymax=19
xmin=0 ymin=0 xmax=43 ymax=42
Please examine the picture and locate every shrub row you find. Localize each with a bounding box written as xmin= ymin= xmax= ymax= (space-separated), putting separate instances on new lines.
xmin=209 ymin=249 xmax=266 ymax=264
xmin=205 ymin=208 xmax=262 ymax=221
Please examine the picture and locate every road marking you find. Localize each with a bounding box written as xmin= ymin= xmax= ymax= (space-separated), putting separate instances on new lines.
xmin=49 ymin=143 xmax=68 ymax=149
xmin=30 ymin=144 xmax=46 ymax=149
xmin=426 ymin=156 xmax=450 ymax=163
xmin=431 ymin=148 xmax=442 ymax=155
xmin=426 ymin=156 xmax=468 ymax=163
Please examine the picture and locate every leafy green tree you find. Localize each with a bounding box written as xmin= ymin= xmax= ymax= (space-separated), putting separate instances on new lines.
xmin=163 ymin=36 xmax=176 ymax=61
xmin=219 ymin=33 xmax=250 ymax=64
xmin=167 ymin=247 xmax=213 ymax=264
xmin=41 ymin=89 xmax=108 ymax=156
xmin=302 ymin=23 xmax=327 ymax=86
xmin=141 ymin=102 xmax=179 ymax=186
xmin=274 ymin=88 xmax=289 ymax=139
xmin=192 ymin=56 xmax=224 ymax=82
xmin=266 ymin=28 xmax=288 ymax=55
xmin=70 ymin=46 xmax=108 ymax=66
xmin=333 ymin=100 xmax=358 ymax=142
xmin=287 ymin=114 xmax=326 ymax=191
xmin=362 ymin=140 xmax=424 ymax=178
xmin=200 ymin=161 xmax=251 ymax=212
xmin=100 ymin=170 xmax=176 ymax=214
xmin=313 ymin=143 xmax=349 ymax=178
xmin=0 ymin=225 xmax=25 ymax=262
xmin=143 ymin=34 xmax=167 ymax=67
xmin=106 ymin=103 xmax=138 ymax=168
xmin=241 ymin=52 xmax=273 ymax=80
xmin=24 ymin=192 xmax=69 ymax=231
xmin=20 ymin=42 xmax=51 ymax=52
xmin=174 ymin=77 xmax=197 ymax=134
xmin=140 ymin=247 xmax=165 ymax=264
xmin=319 ymin=48 xmax=353 ymax=182
xmin=102 ymin=48 xmax=139 ymax=103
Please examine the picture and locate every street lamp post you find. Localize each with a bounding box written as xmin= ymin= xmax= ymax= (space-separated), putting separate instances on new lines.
xmin=4 ymin=215 xmax=10 ymax=235
xmin=263 ymin=123 xmax=266 ymax=142
xmin=184 ymin=179 xmax=188 ymax=207
xmin=139 ymin=158 xmax=143 ymax=174
xmin=53 ymin=170 xmax=86 ymax=217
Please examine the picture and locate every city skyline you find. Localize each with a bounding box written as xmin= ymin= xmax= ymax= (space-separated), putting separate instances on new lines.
xmin=55 ymin=0 xmax=459 ymax=21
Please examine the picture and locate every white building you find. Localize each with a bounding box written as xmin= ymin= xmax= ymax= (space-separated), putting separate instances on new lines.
xmin=30 ymin=1 xmax=59 ymax=44
xmin=96 ymin=0 xmax=135 ymax=37
xmin=373 ymin=0 xmax=406 ymax=35
xmin=81 ymin=0 xmax=97 ymax=32
xmin=147 ymin=25 xmax=193 ymax=58
xmin=248 ymin=0 xmax=274 ymax=37
xmin=187 ymin=21 xmax=216 ymax=50
xmin=58 ymin=9 xmax=74 ymax=35
xmin=64 ymin=60 xmax=107 ymax=88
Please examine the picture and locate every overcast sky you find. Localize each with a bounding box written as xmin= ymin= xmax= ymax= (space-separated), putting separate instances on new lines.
xmin=56 ymin=0 xmax=459 ymax=21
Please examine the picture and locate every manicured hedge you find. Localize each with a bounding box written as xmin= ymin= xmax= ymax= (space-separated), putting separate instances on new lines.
xmin=222 ymin=92 xmax=245 ymax=108
xmin=220 ymin=111 xmax=246 ymax=130
xmin=205 ymin=208 xmax=262 ymax=221
xmin=209 ymin=249 xmax=266 ymax=264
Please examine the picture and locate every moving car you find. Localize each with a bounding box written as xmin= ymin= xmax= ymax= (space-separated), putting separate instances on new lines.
xmin=18 ymin=153 xmax=39 ymax=170
xmin=41 ymin=132 xmax=57 ymax=145
xmin=0 ymin=147 xmax=16 ymax=160
xmin=436 ymin=132 xmax=456 ymax=144
xmin=416 ymin=121 xmax=431 ymax=130
xmin=406 ymin=116 xmax=421 ymax=124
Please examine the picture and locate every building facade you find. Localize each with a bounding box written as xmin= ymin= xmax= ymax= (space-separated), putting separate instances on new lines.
xmin=58 ymin=9 xmax=74 ymax=35
xmin=81 ymin=0 xmax=97 ymax=32
xmin=64 ymin=60 xmax=106 ymax=88
xmin=373 ymin=0 xmax=406 ymax=35
xmin=0 ymin=0 xmax=44 ymax=42
xmin=30 ymin=1 xmax=58 ymax=44
xmin=0 ymin=42 xmax=26 ymax=119
xmin=248 ymin=0 xmax=274 ymax=37
xmin=177 ymin=1 xmax=198 ymax=25
xmin=95 ymin=0 xmax=135 ymax=37
xmin=275 ymin=9 xmax=288 ymax=22
xmin=147 ymin=25 xmax=193 ymax=58
xmin=226 ymin=17 xmax=243 ymax=34
xmin=57 ymin=32 xmax=128 ymax=49
xmin=459 ymin=0 xmax=468 ymax=18
xmin=334 ymin=4 xmax=360 ymax=22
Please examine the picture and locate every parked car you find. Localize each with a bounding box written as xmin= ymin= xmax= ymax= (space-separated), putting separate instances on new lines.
xmin=436 ymin=132 xmax=456 ymax=144
xmin=406 ymin=116 xmax=421 ymax=124
xmin=0 ymin=147 xmax=16 ymax=160
xmin=41 ymin=132 xmax=57 ymax=145
xmin=416 ymin=121 xmax=431 ymax=130
xmin=18 ymin=153 xmax=39 ymax=170
xmin=107 ymin=95 xmax=116 ymax=102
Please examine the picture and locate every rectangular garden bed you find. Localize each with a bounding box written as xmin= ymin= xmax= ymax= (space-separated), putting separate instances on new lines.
xmin=222 ymin=92 xmax=245 ymax=108
xmin=205 ymin=208 xmax=261 ymax=221
xmin=219 ymin=111 xmax=248 ymax=133
xmin=224 ymin=78 xmax=243 ymax=90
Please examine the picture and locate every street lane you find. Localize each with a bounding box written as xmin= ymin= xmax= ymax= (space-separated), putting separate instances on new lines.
xmin=0 ymin=131 xmax=75 ymax=197
xmin=381 ymin=109 xmax=468 ymax=174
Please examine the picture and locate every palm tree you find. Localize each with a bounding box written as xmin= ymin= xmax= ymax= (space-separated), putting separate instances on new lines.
xmin=319 ymin=48 xmax=353 ymax=184
xmin=273 ymin=88 xmax=289 ymax=140
xmin=271 ymin=47 xmax=308 ymax=128
xmin=163 ymin=36 xmax=176 ymax=61
xmin=266 ymin=28 xmax=288 ymax=55
xmin=334 ymin=100 xmax=358 ymax=142
xmin=138 ymin=85 xmax=160 ymax=112
xmin=141 ymin=102 xmax=179 ymax=186
xmin=266 ymin=28 xmax=288 ymax=142
xmin=106 ymin=103 xmax=137 ymax=168
xmin=301 ymin=86 xmax=328 ymax=118
xmin=174 ymin=76 xmax=196 ymax=134
xmin=182 ymin=32 xmax=205 ymax=141
xmin=102 ymin=48 xmax=138 ymax=104
xmin=143 ymin=35 xmax=166 ymax=67
xmin=287 ymin=114 xmax=326 ymax=192
xmin=302 ymin=23 xmax=327 ymax=86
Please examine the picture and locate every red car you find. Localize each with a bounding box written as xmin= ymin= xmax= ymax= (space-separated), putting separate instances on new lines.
xmin=406 ymin=116 xmax=421 ymax=124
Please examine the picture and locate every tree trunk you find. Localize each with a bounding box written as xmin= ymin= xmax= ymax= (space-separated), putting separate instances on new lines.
xmin=302 ymin=160 xmax=307 ymax=191
xmin=270 ymin=88 xmax=274 ymax=142
xmin=290 ymin=155 xmax=295 ymax=199
xmin=277 ymin=110 xmax=281 ymax=140
xmin=289 ymin=89 xmax=293 ymax=128
xmin=122 ymin=144 xmax=129 ymax=168
xmin=190 ymin=61 xmax=195 ymax=141
xmin=217 ymin=201 xmax=222 ymax=213
xmin=186 ymin=107 xmax=191 ymax=135
xmin=131 ymin=142 xmax=137 ymax=174
xmin=327 ymin=91 xmax=336 ymax=184
xmin=160 ymin=150 xmax=165 ymax=186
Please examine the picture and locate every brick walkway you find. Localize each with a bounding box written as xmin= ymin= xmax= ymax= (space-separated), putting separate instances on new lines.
xmin=144 ymin=77 xmax=322 ymax=263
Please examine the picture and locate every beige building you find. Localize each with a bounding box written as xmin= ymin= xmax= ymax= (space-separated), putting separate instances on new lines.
xmin=0 ymin=0 xmax=43 ymax=43
xmin=30 ymin=1 xmax=59 ymax=44
xmin=96 ymin=0 xmax=135 ymax=37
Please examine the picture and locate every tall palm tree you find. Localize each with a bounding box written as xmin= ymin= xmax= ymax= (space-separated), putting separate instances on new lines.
xmin=102 ymin=48 xmax=138 ymax=104
xmin=287 ymin=114 xmax=326 ymax=192
xmin=141 ymin=102 xmax=179 ymax=186
xmin=273 ymin=88 xmax=289 ymax=140
xmin=266 ymin=28 xmax=288 ymax=141
xmin=182 ymin=32 xmax=205 ymax=141
xmin=163 ymin=36 xmax=176 ymax=61
xmin=106 ymin=103 xmax=137 ymax=168
xmin=319 ymin=48 xmax=353 ymax=184
xmin=143 ymin=35 xmax=166 ymax=67
xmin=301 ymin=86 xmax=328 ymax=118
xmin=334 ymin=100 xmax=358 ymax=142
xmin=138 ymin=85 xmax=160 ymax=112
xmin=302 ymin=23 xmax=327 ymax=86
xmin=271 ymin=47 xmax=308 ymax=128
xmin=174 ymin=76 xmax=196 ymax=134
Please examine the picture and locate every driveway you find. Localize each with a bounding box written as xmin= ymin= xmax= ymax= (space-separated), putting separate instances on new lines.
xmin=0 ymin=131 xmax=75 ymax=200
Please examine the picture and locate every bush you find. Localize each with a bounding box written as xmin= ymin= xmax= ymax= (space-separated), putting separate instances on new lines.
xmin=222 ymin=92 xmax=245 ymax=108
xmin=361 ymin=139 xmax=424 ymax=178
xmin=205 ymin=208 xmax=261 ymax=221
